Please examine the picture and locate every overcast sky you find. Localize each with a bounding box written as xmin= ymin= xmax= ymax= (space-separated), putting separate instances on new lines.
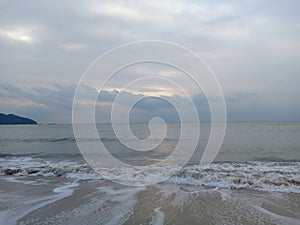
xmin=0 ymin=0 xmax=299 ymax=123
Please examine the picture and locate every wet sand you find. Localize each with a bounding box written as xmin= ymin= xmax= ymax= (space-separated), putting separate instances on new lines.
xmin=0 ymin=176 xmax=299 ymax=225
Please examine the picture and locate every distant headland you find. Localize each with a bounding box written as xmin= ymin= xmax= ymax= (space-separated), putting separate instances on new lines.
xmin=0 ymin=113 xmax=37 ymax=125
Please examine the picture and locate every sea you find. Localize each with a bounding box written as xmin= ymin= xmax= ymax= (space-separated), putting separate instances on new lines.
xmin=0 ymin=122 xmax=299 ymax=224
xmin=1 ymin=122 xmax=299 ymax=192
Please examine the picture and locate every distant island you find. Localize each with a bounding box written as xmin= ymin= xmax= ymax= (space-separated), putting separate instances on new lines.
xmin=0 ymin=113 xmax=37 ymax=125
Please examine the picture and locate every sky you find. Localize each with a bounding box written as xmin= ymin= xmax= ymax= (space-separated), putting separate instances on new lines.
xmin=0 ymin=0 xmax=299 ymax=123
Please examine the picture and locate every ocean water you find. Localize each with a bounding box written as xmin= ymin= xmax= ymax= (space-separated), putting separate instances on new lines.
xmin=0 ymin=122 xmax=299 ymax=193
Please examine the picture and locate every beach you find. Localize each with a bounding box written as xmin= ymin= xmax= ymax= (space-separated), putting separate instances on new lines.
xmin=1 ymin=176 xmax=299 ymax=225
xmin=1 ymin=0 xmax=299 ymax=223
xmin=0 ymin=123 xmax=299 ymax=224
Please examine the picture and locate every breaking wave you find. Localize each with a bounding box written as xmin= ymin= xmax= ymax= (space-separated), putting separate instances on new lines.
xmin=0 ymin=156 xmax=299 ymax=193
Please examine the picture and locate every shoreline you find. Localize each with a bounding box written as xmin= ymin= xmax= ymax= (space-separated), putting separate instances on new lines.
xmin=0 ymin=176 xmax=299 ymax=225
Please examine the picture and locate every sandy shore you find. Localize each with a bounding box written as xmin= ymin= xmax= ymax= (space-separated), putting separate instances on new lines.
xmin=0 ymin=176 xmax=299 ymax=225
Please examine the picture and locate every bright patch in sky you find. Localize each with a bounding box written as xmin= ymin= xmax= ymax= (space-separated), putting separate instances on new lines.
xmin=0 ymin=28 xmax=34 ymax=43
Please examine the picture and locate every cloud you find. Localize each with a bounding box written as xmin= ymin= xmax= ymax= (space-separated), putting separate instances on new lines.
xmin=0 ymin=0 xmax=299 ymax=122
xmin=0 ymin=27 xmax=35 ymax=43
xmin=0 ymin=83 xmax=76 ymax=122
xmin=1 ymin=82 xmax=299 ymax=123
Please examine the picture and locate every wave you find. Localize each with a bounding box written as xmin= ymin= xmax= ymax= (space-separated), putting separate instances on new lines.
xmin=0 ymin=137 xmax=180 ymax=145
xmin=0 ymin=152 xmax=83 ymax=158
xmin=167 ymin=162 xmax=300 ymax=193
xmin=0 ymin=156 xmax=299 ymax=193
xmin=0 ymin=156 xmax=300 ymax=193
xmin=0 ymin=137 xmax=76 ymax=143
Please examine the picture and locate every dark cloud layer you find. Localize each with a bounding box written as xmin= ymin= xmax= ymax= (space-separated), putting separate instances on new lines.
xmin=1 ymin=83 xmax=299 ymax=123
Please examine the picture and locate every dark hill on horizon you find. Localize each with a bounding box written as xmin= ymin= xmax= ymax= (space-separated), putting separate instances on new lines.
xmin=0 ymin=113 xmax=37 ymax=125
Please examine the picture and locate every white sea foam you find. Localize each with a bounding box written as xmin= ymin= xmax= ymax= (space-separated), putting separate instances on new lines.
xmin=165 ymin=162 xmax=300 ymax=193
xmin=0 ymin=156 xmax=299 ymax=193
xmin=0 ymin=179 xmax=79 ymax=225
xmin=94 ymin=185 xmax=145 ymax=225
xmin=53 ymin=181 xmax=79 ymax=195
xmin=151 ymin=207 xmax=165 ymax=225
